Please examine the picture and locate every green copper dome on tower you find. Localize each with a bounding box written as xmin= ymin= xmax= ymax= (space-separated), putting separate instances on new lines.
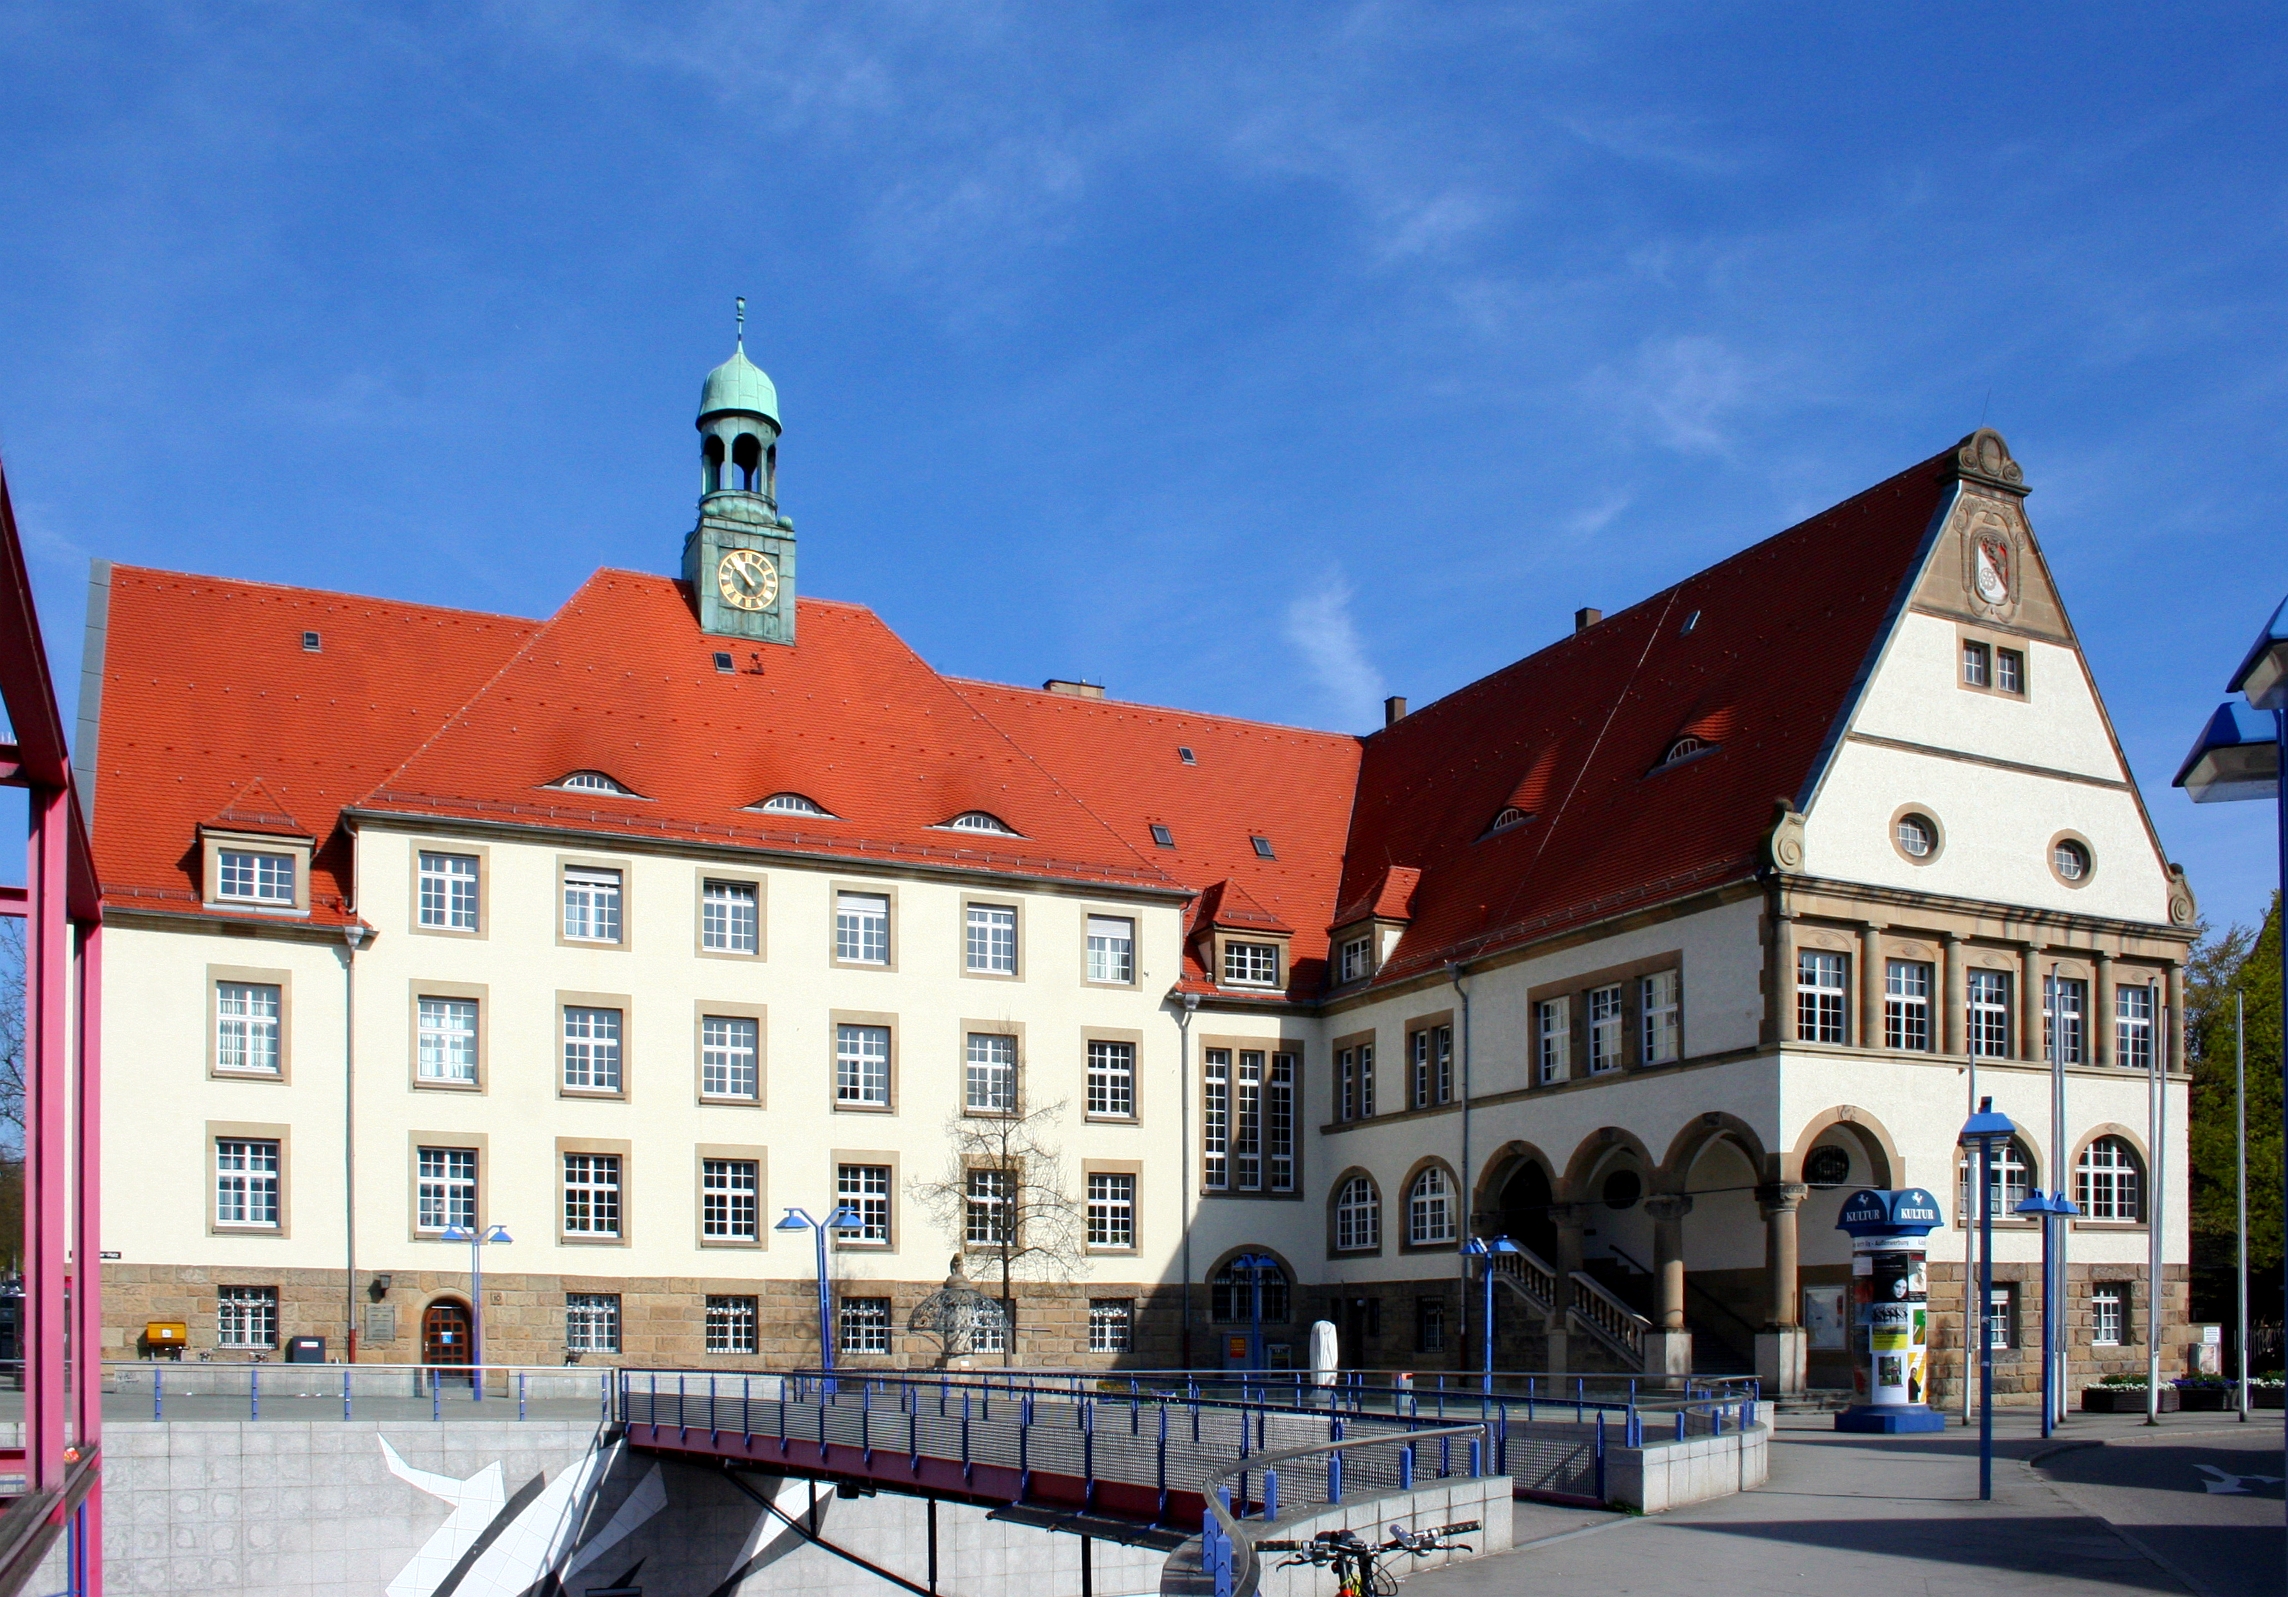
xmin=698 ymin=343 xmax=779 ymax=425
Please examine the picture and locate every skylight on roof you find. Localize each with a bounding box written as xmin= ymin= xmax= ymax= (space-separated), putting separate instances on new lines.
xmin=1150 ymin=824 xmax=1174 ymax=848
xmin=1681 ymin=610 xmax=1701 ymax=635
xmin=300 ymin=630 xmax=321 ymax=653
xmin=1486 ymin=806 xmax=1534 ymax=835
xmin=941 ymin=811 xmax=1020 ymax=836
xmin=1179 ymin=746 xmax=1196 ymax=765
xmin=554 ymin=770 xmax=637 ymax=796
xmin=1250 ymin=835 xmax=1276 ymax=860
xmin=713 ymin=651 xmax=735 ymax=673
xmin=754 ymin=792 xmax=835 ymax=818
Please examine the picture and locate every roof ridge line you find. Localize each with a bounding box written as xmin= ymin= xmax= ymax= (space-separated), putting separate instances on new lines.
xmin=111 ymin=563 xmax=540 ymax=625
xmin=945 ymin=675 xmax=1367 ymax=744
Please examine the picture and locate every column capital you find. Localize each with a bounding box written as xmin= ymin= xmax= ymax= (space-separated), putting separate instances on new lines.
xmin=1755 ymin=1182 xmax=1809 ymax=1214
xmin=1642 ymin=1193 xmax=1695 ymax=1223
xmin=1546 ymin=1201 xmax=1588 ymax=1229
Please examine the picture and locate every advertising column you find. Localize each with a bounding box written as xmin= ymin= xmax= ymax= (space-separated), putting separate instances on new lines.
xmin=1835 ymin=1188 xmax=1948 ymax=1434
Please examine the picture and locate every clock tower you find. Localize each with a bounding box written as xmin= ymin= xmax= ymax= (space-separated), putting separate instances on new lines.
xmin=682 ymin=305 xmax=797 ymax=644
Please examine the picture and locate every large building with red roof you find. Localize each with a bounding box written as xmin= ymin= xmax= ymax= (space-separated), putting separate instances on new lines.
xmin=85 ymin=340 xmax=2195 ymax=1399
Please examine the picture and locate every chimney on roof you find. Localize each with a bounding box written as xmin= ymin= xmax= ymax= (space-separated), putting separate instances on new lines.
xmin=1384 ymin=696 xmax=1408 ymax=726
xmin=1044 ymin=679 xmax=1107 ymax=700
xmin=1574 ymin=607 xmax=1603 ymax=633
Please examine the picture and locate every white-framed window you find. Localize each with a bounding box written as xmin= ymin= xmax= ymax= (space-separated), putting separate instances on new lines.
xmin=1641 ymin=970 xmax=1680 ymax=1064
xmin=965 ymin=1168 xmax=1012 ymax=1247
xmin=416 ymin=1146 xmax=476 ymax=1233
xmin=706 ymin=1294 xmax=758 ymax=1354
xmin=215 ymin=981 xmax=281 ymax=1074
xmin=757 ymin=792 xmax=834 ymax=818
xmin=836 ymin=891 xmax=889 ymax=964
xmin=944 ymin=811 xmax=1018 ymax=835
xmin=417 ymin=997 xmax=478 ymax=1083
xmin=2076 ymin=1136 xmax=2143 ymax=1222
xmin=836 ymin=1023 xmax=890 ymax=1106
xmin=1337 ymin=1047 xmax=1356 ymax=1122
xmin=215 ymin=1138 xmax=280 ymax=1228
xmin=1968 ymin=969 xmax=2012 ymax=1059
xmin=1335 ymin=1176 xmax=1379 ymax=1251
xmin=2116 ymin=984 xmax=2154 ymax=1071
xmin=1885 ymin=960 xmax=1933 ymax=1051
xmin=1086 ymin=916 xmax=1135 ymax=984
xmin=1356 ymin=1043 xmax=1375 ymax=1117
xmin=1962 ymin=639 xmax=1991 ymax=687
xmin=2091 ymin=1284 xmax=2126 ymax=1346
xmin=700 ymin=1015 xmax=759 ymax=1099
xmin=1536 ymin=998 xmax=1569 ymax=1085
xmin=965 ymin=904 xmax=1017 ymax=974
xmin=1087 ymin=1172 xmax=1135 ymax=1249
xmin=216 ymin=849 xmax=295 ymax=905
xmin=417 ymin=852 xmax=479 ymax=930
xmin=1587 ymin=983 xmax=1624 ymax=1072
xmin=1986 ymin=1285 xmax=2015 ymax=1350
xmin=562 ymin=1005 xmax=623 ymax=1092
xmin=837 ymin=1163 xmax=890 ymax=1244
xmin=701 ymin=880 xmax=758 ymax=953
xmin=1339 ymin=936 xmax=1371 ymax=984
xmin=1407 ymin=1167 xmax=1455 ymax=1246
xmin=839 ymin=1296 xmax=892 ymax=1354
xmin=1996 ymin=648 xmax=2025 ymax=695
xmin=561 ymin=866 xmax=623 ymax=943
xmin=702 ymin=1158 xmax=758 ymax=1240
xmin=563 ymin=1153 xmax=622 ymax=1237
xmin=1087 ymin=1039 xmax=1135 ymax=1118
xmin=1956 ymin=1137 xmax=2032 ymax=1221
xmin=567 ymin=1292 xmax=621 ymax=1353
xmin=1223 ymin=942 xmax=1278 ymax=986
xmin=217 ymin=1285 xmax=278 ymax=1348
xmin=965 ymin=1032 xmax=1017 ymax=1113
xmin=1895 ymin=812 xmax=1936 ymax=858
xmin=1088 ymin=1300 xmax=1133 ymax=1353
xmin=1796 ymin=952 xmax=1847 ymax=1044
xmin=1234 ymin=1050 xmax=1264 ymax=1189
xmin=557 ymin=770 xmax=634 ymax=795
xmin=1268 ymin=1052 xmax=1295 ymax=1192
xmin=2043 ymin=976 xmax=2087 ymax=1065
xmin=1410 ymin=1024 xmax=1452 ymax=1108
xmin=1203 ymin=1049 xmax=1230 ymax=1190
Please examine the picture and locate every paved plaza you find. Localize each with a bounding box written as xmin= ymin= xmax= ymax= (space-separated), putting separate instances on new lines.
xmin=1415 ymin=1412 xmax=2286 ymax=1597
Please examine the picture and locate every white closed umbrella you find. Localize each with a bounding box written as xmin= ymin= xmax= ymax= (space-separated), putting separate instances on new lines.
xmin=1310 ymin=1319 xmax=1339 ymax=1386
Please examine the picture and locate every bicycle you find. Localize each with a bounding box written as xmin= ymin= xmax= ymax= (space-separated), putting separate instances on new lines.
xmin=1258 ymin=1520 xmax=1479 ymax=1596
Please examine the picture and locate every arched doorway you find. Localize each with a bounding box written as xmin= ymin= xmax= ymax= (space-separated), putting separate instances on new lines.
xmin=422 ymin=1298 xmax=473 ymax=1378
xmin=1499 ymin=1162 xmax=1558 ymax=1262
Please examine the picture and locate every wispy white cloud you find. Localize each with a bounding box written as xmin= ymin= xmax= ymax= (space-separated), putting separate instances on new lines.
xmin=1285 ymin=574 xmax=1385 ymax=730
xmin=1589 ymin=335 xmax=1752 ymax=456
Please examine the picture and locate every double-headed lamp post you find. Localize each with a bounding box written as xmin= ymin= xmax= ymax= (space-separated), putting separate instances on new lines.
xmin=437 ymin=1222 xmax=511 ymax=1396
xmin=1461 ymin=1236 xmax=1522 ymax=1393
xmin=1960 ymin=1099 xmax=2014 ymax=1501
xmin=2174 ymin=589 xmax=2287 ymax=1588
xmin=775 ymin=1205 xmax=865 ymax=1375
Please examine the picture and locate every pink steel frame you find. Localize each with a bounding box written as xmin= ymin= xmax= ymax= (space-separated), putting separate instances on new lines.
xmin=0 ymin=462 xmax=105 ymax=1597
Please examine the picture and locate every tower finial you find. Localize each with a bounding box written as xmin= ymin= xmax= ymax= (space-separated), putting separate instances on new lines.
xmin=735 ymin=295 xmax=746 ymax=351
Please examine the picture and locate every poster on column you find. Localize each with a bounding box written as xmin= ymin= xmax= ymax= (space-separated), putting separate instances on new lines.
xmin=1867 ymin=1248 xmax=1929 ymax=1405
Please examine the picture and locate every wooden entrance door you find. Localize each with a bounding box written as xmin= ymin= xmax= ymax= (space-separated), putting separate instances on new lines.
xmin=422 ymin=1300 xmax=473 ymax=1374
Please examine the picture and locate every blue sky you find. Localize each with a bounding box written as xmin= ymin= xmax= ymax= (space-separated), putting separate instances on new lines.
xmin=0 ymin=2 xmax=2281 ymax=930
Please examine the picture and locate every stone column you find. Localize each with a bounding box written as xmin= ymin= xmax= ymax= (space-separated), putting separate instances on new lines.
xmin=1642 ymin=1192 xmax=1696 ymax=1380
xmin=2166 ymin=963 xmax=2187 ymax=1075
xmin=1772 ymin=911 xmax=1799 ymax=1045
xmin=2019 ymin=942 xmax=2044 ymax=1062
xmin=2093 ymin=950 xmax=2114 ymax=1068
xmin=1859 ymin=921 xmax=1886 ymax=1049
xmin=1755 ymin=1183 xmax=1809 ymax=1393
xmin=1541 ymin=1201 xmax=1588 ymax=1375
xmin=1941 ymin=932 xmax=1964 ymax=1056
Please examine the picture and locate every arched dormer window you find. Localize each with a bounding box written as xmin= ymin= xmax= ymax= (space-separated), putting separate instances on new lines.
xmin=552 ymin=770 xmax=638 ymax=797
xmin=1661 ymin=736 xmax=1708 ymax=766
xmin=940 ymin=811 xmax=1020 ymax=837
xmin=752 ymin=792 xmax=836 ymax=819
xmin=1485 ymin=806 xmax=1534 ymax=836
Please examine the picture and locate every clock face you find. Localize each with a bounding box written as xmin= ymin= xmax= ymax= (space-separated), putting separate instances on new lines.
xmin=717 ymin=548 xmax=778 ymax=611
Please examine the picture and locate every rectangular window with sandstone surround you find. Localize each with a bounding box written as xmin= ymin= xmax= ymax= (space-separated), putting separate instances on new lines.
xmin=2116 ymin=984 xmax=2154 ymax=1072
xmin=1223 ymin=942 xmax=1278 ymax=987
xmin=1086 ymin=1172 xmax=1135 ymax=1249
xmin=417 ymin=998 xmax=478 ymax=1084
xmin=1885 ymin=960 xmax=1933 ymax=1051
xmin=701 ymin=880 xmax=758 ymax=953
xmin=1086 ymin=916 xmax=1135 ymax=984
xmin=1537 ymin=999 xmax=1569 ymax=1085
xmin=562 ymin=867 xmax=622 ymax=943
xmin=836 ymin=892 xmax=889 ymax=964
xmin=217 ymin=1285 xmax=279 ymax=1349
xmin=215 ymin=1139 xmax=280 ymax=1228
xmin=1796 ymin=952 xmax=1847 ymax=1045
xmin=416 ymin=1146 xmax=476 ymax=1233
xmin=965 ymin=903 xmax=1017 ymax=974
xmin=701 ymin=1158 xmax=758 ymax=1240
xmin=216 ymin=982 xmax=281 ymax=1075
xmin=217 ymin=849 xmax=295 ymax=905
xmin=1962 ymin=639 xmax=1991 ymax=688
xmin=1586 ymin=984 xmax=1624 ymax=1071
xmin=561 ymin=1006 xmax=623 ymax=1092
xmin=707 ymin=1295 xmax=758 ymax=1355
xmin=418 ymin=852 xmax=479 ymax=930
xmin=966 ymin=1032 xmax=1017 ymax=1113
xmin=1640 ymin=971 xmax=1680 ymax=1064
xmin=1968 ymin=970 xmax=2012 ymax=1059
xmin=1202 ymin=1049 xmax=1230 ymax=1190
xmin=1233 ymin=1050 xmax=1263 ymax=1189
xmin=836 ymin=1024 xmax=890 ymax=1106
xmin=567 ymin=1293 xmax=620 ymax=1354
xmin=562 ymin=1152 xmax=621 ymax=1237
xmin=1088 ymin=1300 xmax=1133 ymax=1353
xmin=1268 ymin=1051 xmax=1295 ymax=1192
xmin=700 ymin=1015 xmax=759 ymax=1099
xmin=837 ymin=1163 xmax=890 ymax=1244
xmin=1087 ymin=1039 xmax=1135 ymax=1118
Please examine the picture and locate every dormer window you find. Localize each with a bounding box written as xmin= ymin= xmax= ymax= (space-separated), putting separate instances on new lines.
xmin=1222 ymin=941 xmax=1281 ymax=987
xmin=1486 ymin=806 xmax=1532 ymax=835
xmin=942 ymin=811 xmax=1020 ymax=836
xmin=217 ymin=850 xmax=295 ymax=905
xmin=754 ymin=792 xmax=836 ymax=818
xmin=1659 ymin=737 xmax=1709 ymax=767
xmin=554 ymin=771 xmax=637 ymax=796
xmin=1338 ymin=934 xmax=1372 ymax=984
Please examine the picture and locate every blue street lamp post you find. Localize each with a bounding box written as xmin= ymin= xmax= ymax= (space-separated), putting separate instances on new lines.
xmin=2174 ymin=591 xmax=2288 ymax=1590
xmin=438 ymin=1223 xmax=511 ymax=1398
xmin=1461 ymin=1236 xmax=1522 ymax=1393
xmin=775 ymin=1205 xmax=865 ymax=1375
xmin=2013 ymin=1189 xmax=2078 ymax=1437
xmin=1231 ymin=1252 xmax=1279 ymax=1371
xmin=1961 ymin=1099 xmax=2014 ymax=1501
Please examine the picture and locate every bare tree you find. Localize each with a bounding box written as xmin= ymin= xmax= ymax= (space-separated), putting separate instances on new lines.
xmin=908 ymin=1096 xmax=1083 ymax=1366
xmin=0 ymin=917 xmax=21 ymax=1151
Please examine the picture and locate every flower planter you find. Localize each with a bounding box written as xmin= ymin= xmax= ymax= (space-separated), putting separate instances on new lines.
xmin=2080 ymin=1385 xmax=2178 ymax=1413
xmin=2175 ymin=1386 xmax=2228 ymax=1411
xmin=2255 ymin=1387 xmax=2285 ymax=1410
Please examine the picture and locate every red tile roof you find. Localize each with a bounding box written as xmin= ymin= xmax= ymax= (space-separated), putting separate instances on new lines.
xmin=1335 ymin=444 xmax=1953 ymax=987
xmin=359 ymin=572 xmax=1187 ymax=894
xmin=90 ymin=567 xmax=541 ymax=924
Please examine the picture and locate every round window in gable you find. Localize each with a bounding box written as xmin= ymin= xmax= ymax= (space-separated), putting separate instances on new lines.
xmin=2050 ymin=834 xmax=2094 ymax=888
xmin=1890 ymin=808 xmax=1941 ymax=865
xmin=1600 ymin=1170 xmax=1642 ymax=1210
xmin=1804 ymin=1145 xmax=1853 ymax=1188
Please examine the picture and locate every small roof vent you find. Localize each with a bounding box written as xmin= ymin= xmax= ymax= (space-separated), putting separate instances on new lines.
xmin=1044 ymin=679 xmax=1106 ymax=699
xmin=1574 ymin=607 xmax=1603 ymax=633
